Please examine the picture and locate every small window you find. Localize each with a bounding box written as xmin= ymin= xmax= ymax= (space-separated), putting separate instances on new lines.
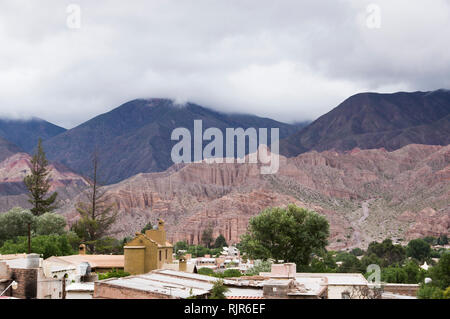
xmin=159 ymin=250 xmax=162 ymax=261
xmin=165 ymin=249 xmax=168 ymax=259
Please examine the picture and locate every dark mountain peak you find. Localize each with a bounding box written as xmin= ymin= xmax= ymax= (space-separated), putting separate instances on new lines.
xmin=281 ymin=90 xmax=450 ymax=156
xmin=0 ymin=117 xmax=66 ymax=153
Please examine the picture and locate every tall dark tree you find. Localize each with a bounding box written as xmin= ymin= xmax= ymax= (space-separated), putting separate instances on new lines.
xmin=214 ymin=234 xmax=228 ymax=249
xmin=201 ymin=225 xmax=214 ymax=248
xmin=23 ymin=138 xmax=58 ymax=216
xmin=72 ymin=152 xmax=118 ymax=253
xmin=141 ymin=222 xmax=154 ymax=234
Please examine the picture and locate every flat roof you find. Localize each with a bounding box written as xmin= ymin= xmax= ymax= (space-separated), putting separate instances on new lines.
xmin=100 ymin=272 xmax=213 ymax=298
xmin=46 ymin=255 xmax=124 ymax=269
xmin=66 ymin=282 xmax=95 ymax=292
xmin=0 ymin=254 xmax=27 ymax=261
xmin=97 ymin=269 xmax=264 ymax=299
xmin=295 ymin=273 xmax=368 ymax=286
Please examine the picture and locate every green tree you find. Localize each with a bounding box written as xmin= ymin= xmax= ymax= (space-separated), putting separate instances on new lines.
xmin=0 ymin=208 xmax=36 ymax=244
xmin=245 ymin=260 xmax=272 ymax=276
xmin=23 ymin=139 xmax=58 ymax=216
xmin=382 ymin=266 xmax=407 ymax=283
xmin=417 ymin=284 xmax=444 ymax=299
xmin=360 ymin=253 xmax=383 ymax=270
xmin=223 ymin=269 xmax=242 ymax=278
xmin=437 ymin=234 xmax=448 ymax=245
xmin=406 ymin=239 xmax=431 ymax=262
xmin=350 ymin=248 xmax=364 ymax=256
xmin=94 ymin=237 xmax=124 ymax=255
xmin=444 ymin=287 xmax=450 ymax=299
xmin=72 ymin=153 xmax=118 ymax=253
xmin=0 ymin=234 xmax=75 ymax=259
xmin=403 ymin=260 xmax=426 ymax=284
xmin=366 ymin=239 xmax=406 ymax=267
xmin=209 ymin=279 xmax=229 ymax=299
xmin=428 ymin=252 xmax=450 ymax=289
xmin=197 ymin=267 xmax=215 ymax=276
xmin=336 ymin=252 xmax=363 ymax=273
xmin=98 ymin=269 xmax=130 ymax=280
xmin=213 ymin=234 xmax=228 ymax=249
xmin=141 ymin=222 xmax=153 ymax=234
xmin=201 ymin=226 xmax=214 ymax=248
xmin=240 ymin=204 xmax=329 ymax=267
xmin=35 ymin=212 xmax=66 ymax=235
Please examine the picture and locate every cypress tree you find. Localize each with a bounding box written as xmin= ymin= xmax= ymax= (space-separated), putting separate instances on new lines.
xmin=24 ymin=138 xmax=58 ymax=216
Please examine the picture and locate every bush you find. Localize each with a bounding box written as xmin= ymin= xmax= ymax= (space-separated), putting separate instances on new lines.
xmin=417 ymin=284 xmax=444 ymax=299
xmin=245 ymin=260 xmax=272 ymax=276
xmin=351 ymin=248 xmax=364 ymax=256
xmin=444 ymin=287 xmax=450 ymax=299
xmin=427 ymin=252 xmax=450 ymax=289
xmin=222 ymin=269 xmax=242 ymax=278
xmin=382 ymin=266 xmax=407 ymax=284
xmin=98 ymin=269 xmax=130 ymax=280
xmin=197 ymin=267 xmax=215 ymax=276
xmin=209 ymin=280 xmax=229 ymax=299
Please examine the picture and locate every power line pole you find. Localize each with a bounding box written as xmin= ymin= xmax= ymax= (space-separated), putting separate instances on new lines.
xmin=27 ymin=222 xmax=31 ymax=254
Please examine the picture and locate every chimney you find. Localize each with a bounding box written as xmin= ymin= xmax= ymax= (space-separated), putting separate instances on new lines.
xmin=25 ymin=253 xmax=40 ymax=269
xmin=179 ymin=256 xmax=187 ymax=272
xmin=79 ymin=244 xmax=86 ymax=255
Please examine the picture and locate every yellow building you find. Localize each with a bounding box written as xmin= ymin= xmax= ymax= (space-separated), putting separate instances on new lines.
xmin=124 ymin=219 xmax=173 ymax=275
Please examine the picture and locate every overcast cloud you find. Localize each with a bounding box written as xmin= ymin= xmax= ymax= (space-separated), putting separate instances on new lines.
xmin=1 ymin=0 xmax=449 ymax=128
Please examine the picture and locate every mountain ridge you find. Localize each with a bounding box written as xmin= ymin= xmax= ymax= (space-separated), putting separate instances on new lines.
xmin=0 ymin=117 xmax=66 ymax=153
xmin=42 ymin=98 xmax=303 ymax=184
xmin=281 ymin=89 xmax=450 ymax=156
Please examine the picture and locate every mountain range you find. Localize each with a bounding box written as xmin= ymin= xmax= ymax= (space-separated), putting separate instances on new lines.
xmin=40 ymin=99 xmax=305 ymax=184
xmin=0 ymin=89 xmax=448 ymax=246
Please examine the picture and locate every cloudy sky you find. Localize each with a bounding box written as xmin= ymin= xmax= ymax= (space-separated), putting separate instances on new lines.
xmin=1 ymin=0 xmax=449 ymax=128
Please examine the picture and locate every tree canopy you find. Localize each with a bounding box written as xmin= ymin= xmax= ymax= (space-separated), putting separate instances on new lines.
xmin=406 ymin=238 xmax=431 ymax=262
xmin=213 ymin=234 xmax=228 ymax=249
xmin=240 ymin=204 xmax=329 ymax=266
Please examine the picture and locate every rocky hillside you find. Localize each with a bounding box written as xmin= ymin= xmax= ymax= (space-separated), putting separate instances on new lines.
xmin=281 ymin=89 xmax=450 ymax=156
xmin=59 ymin=144 xmax=449 ymax=249
xmin=42 ymin=98 xmax=302 ymax=184
xmin=0 ymin=152 xmax=90 ymax=212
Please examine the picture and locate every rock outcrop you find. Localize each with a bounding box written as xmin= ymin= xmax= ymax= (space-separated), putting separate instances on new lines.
xmin=59 ymin=144 xmax=449 ymax=248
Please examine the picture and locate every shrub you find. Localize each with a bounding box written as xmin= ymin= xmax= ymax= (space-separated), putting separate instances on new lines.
xmin=197 ymin=267 xmax=215 ymax=276
xmin=209 ymin=280 xmax=229 ymax=299
xmin=417 ymin=284 xmax=444 ymax=299
xmin=98 ymin=269 xmax=130 ymax=280
xmin=222 ymin=269 xmax=242 ymax=278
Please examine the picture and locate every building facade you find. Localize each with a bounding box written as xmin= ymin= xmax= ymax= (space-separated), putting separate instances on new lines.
xmin=124 ymin=219 xmax=174 ymax=275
